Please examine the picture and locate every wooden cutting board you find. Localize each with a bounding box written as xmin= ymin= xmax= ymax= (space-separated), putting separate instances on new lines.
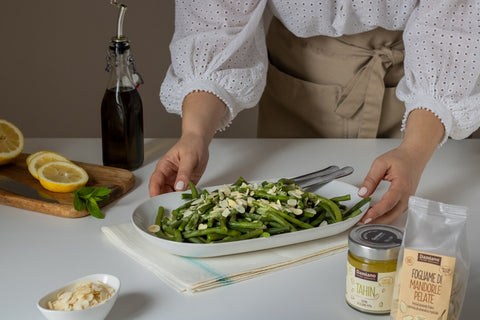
xmin=0 ymin=153 xmax=135 ymax=218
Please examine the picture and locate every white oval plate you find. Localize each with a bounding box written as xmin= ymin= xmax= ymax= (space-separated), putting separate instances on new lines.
xmin=131 ymin=180 xmax=369 ymax=258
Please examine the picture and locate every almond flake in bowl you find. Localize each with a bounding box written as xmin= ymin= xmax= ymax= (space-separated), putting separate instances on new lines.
xmin=37 ymin=274 xmax=120 ymax=320
xmin=48 ymin=280 xmax=115 ymax=311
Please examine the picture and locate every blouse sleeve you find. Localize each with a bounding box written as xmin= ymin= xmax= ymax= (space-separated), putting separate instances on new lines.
xmin=397 ymin=0 xmax=480 ymax=144
xmin=160 ymin=0 xmax=269 ymax=131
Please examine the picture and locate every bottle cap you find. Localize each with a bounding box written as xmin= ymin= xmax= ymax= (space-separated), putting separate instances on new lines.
xmin=348 ymin=224 xmax=403 ymax=261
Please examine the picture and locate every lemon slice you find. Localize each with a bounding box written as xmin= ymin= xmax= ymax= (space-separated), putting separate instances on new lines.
xmin=26 ymin=150 xmax=49 ymax=165
xmin=28 ymin=151 xmax=70 ymax=179
xmin=37 ymin=161 xmax=89 ymax=193
xmin=0 ymin=119 xmax=24 ymax=165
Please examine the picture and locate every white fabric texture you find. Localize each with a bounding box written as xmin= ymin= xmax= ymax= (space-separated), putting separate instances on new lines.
xmin=160 ymin=0 xmax=480 ymax=142
xmin=101 ymin=223 xmax=348 ymax=294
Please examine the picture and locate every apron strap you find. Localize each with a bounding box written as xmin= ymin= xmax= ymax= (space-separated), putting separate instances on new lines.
xmin=335 ymin=43 xmax=404 ymax=138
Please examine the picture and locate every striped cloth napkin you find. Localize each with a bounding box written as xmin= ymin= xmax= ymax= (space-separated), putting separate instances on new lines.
xmin=101 ymin=222 xmax=348 ymax=295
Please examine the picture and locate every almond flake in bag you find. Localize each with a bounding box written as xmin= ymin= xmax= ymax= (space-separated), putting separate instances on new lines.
xmin=390 ymin=196 xmax=470 ymax=320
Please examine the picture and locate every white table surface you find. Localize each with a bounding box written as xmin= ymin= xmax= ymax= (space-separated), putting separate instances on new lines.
xmin=0 ymin=138 xmax=478 ymax=320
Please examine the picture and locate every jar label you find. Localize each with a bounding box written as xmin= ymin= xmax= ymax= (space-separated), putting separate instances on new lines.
xmin=346 ymin=262 xmax=396 ymax=313
xmin=392 ymin=248 xmax=456 ymax=319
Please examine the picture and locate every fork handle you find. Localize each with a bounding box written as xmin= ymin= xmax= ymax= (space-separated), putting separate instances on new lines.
xmin=295 ymin=166 xmax=354 ymax=189
xmin=291 ymin=165 xmax=340 ymax=183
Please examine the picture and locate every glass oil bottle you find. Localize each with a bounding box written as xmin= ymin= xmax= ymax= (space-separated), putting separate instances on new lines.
xmin=101 ymin=2 xmax=144 ymax=170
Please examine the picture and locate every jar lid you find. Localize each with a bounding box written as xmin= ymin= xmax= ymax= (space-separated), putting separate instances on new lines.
xmin=348 ymin=224 xmax=403 ymax=261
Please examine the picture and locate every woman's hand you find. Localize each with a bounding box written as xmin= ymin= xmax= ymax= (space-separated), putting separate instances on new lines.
xmin=357 ymin=146 xmax=424 ymax=224
xmin=148 ymin=91 xmax=227 ymax=197
xmin=358 ymin=109 xmax=445 ymax=224
xmin=149 ymin=133 xmax=210 ymax=197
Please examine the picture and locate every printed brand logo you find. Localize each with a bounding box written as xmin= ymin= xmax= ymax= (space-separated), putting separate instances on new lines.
xmin=355 ymin=268 xmax=378 ymax=282
xmin=418 ymin=252 xmax=442 ymax=266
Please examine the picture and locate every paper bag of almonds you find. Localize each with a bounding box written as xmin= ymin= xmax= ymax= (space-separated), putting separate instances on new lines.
xmin=390 ymin=196 xmax=470 ymax=320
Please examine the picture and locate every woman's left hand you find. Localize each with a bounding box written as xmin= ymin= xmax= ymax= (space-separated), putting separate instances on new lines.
xmin=357 ymin=109 xmax=445 ymax=224
xmin=357 ymin=145 xmax=424 ymax=224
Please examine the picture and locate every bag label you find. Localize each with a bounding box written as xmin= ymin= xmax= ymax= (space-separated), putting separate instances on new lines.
xmin=394 ymin=248 xmax=456 ymax=319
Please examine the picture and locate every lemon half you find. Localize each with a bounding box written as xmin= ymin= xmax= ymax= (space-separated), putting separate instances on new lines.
xmin=28 ymin=151 xmax=70 ymax=179
xmin=0 ymin=119 xmax=24 ymax=165
xmin=37 ymin=161 xmax=89 ymax=193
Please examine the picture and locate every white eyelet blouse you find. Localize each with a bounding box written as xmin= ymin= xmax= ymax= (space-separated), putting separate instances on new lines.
xmin=160 ymin=0 xmax=480 ymax=143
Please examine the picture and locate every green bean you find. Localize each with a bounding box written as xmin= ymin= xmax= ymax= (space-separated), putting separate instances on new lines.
xmin=155 ymin=230 xmax=174 ymax=240
xmin=343 ymin=197 xmax=371 ymax=218
xmin=163 ymin=225 xmax=183 ymax=242
xmin=228 ymin=221 xmax=264 ymax=229
xmin=345 ymin=208 xmax=362 ymax=218
xmin=219 ymin=216 xmax=228 ymax=233
xmin=330 ymin=194 xmax=351 ymax=202
xmin=244 ymin=212 xmax=263 ymax=221
xmin=185 ymin=213 xmax=200 ymax=231
xmin=231 ymin=176 xmax=247 ymax=187
xmin=252 ymin=190 xmax=290 ymax=202
xmin=153 ymin=206 xmax=173 ymax=240
xmin=310 ymin=212 xmax=327 ymax=227
xmin=266 ymin=211 xmax=296 ymax=231
xmin=267 ymin=221 xmax=284 ymax=228
xmin=218 ymin=228 xmax=264 ymax=242
xmin=308 ymin=193 xmax=342 ymax=222
xmin=228 ymin=225 xmax=254 ymax=233
xmin=266 ymin=226 xmax=290 ymax=235
xmin=183 ymin=227 xmax=240 ymax=239
xmin=188 ymin=181 xmax=199 ymax=198
xmin=171 ymin=199 xmax=195 ymax=219
xmin=155 ymin=206 xmax=164 ymax=226
xmin=198 ymin=203 xmax=215 ymax=214
xmin=188 ymin=236 xmax=207 ymax=244
xmin=206 ymin=233 xmax=226 ymax=242
xmin=177 ymin=214 xmax=191 ymax=232
xmin=272 ymin=209 xmax=313 ymax=229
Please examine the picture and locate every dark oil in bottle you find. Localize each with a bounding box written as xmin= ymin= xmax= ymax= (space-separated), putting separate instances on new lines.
xmin=101 ymin=87 xmax=144 ymax=170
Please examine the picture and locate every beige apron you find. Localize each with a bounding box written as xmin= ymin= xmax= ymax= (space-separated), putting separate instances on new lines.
xmin=257 ymin=18 xmax=406 ymax=138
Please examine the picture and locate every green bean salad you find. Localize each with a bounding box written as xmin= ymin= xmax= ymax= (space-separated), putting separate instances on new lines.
xmin=147 ymin=177 xmax=370 ymax=244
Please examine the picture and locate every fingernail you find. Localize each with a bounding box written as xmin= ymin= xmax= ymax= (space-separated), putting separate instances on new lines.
xmin=175 ymin=181 xmax=185 ymax=191
xmin=364 ymin=218 xmax=372 ymax=224
xmin=358 ymin=186 xmax=368 ymax=196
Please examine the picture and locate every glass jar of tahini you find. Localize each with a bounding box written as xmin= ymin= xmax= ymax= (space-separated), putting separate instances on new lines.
xmin=346 ymin=224 xmax=403 ymax=314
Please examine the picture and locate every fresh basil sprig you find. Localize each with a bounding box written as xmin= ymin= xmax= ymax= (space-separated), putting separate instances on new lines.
xmin=73 ymin=186 xmax=111 ymax=219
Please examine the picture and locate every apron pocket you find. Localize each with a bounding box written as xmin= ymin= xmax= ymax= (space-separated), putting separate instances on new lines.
xmin=258 ymin=61 xmax=354 ymax=138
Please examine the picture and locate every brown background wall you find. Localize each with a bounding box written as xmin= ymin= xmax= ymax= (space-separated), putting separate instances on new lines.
xmin=0 ymin=1 xmax=477 ymax=139
xmin=0 ymin=0 xmax=257 ymax=138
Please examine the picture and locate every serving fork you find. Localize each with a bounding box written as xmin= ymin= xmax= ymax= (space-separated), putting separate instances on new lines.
xmin=291 ymin=165 xmax=354 ymax=189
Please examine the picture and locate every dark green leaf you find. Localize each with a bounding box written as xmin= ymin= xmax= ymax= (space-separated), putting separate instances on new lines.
xmin=72 ymin=186 xmax=110 ymax=218
xmin=73 ymin=195 xmax=86 ymax=211
xmin=93 ymin=196 xmax=109 ymax=203
xmin=86 ymin=198 xmax=104 ymax=219
xmin=91 ymin=187 xmax=111 ymax=198
xmin=76 ymin=186 xmax=95 ymax=198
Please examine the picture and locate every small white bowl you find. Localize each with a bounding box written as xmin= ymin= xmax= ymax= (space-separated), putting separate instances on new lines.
xmin=36 ymin=274 xmax=120 ymax=320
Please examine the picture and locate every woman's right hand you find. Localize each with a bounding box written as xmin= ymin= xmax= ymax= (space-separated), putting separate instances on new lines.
xmin=148 ymin=91 xmax=227 ymax=197
xmin=148 ymin=132 xmax=210 ymax=197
